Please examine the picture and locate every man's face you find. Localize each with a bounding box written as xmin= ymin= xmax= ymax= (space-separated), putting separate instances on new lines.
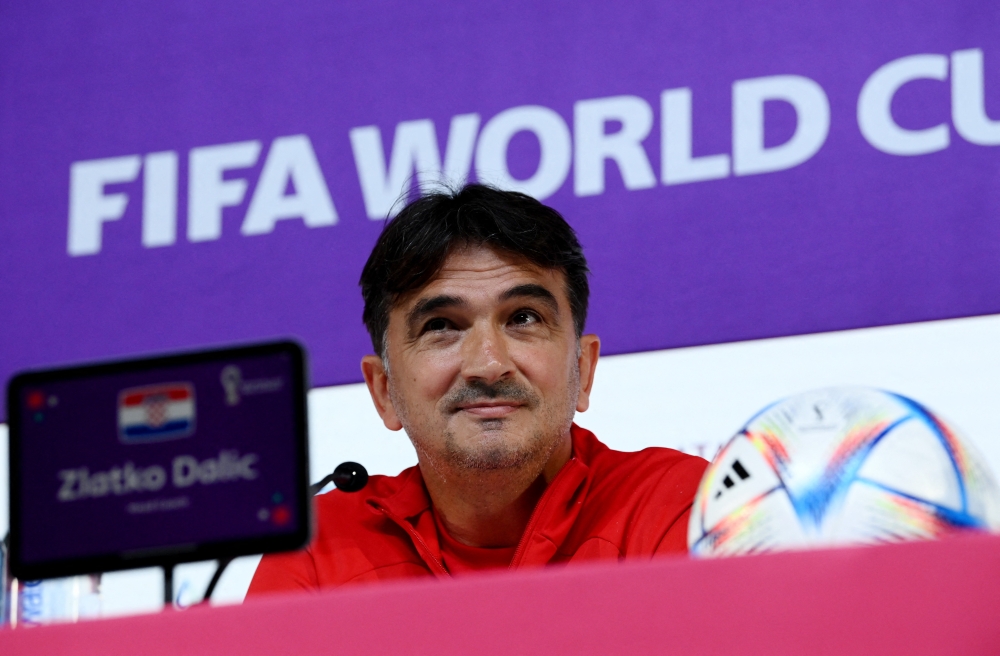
xmin=362 ymin=245 xmax=599 ymax=480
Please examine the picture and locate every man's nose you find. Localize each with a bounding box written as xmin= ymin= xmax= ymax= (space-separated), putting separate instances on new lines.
xmin=460 ymin=322 xmax=515 ymax=384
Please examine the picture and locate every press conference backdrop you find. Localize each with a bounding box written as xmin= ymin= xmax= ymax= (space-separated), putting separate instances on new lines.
xmin=3 ymin=0 xmax=1000 ymax=617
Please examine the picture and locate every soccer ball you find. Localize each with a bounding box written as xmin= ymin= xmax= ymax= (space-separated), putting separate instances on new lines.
xmin=688 ymin=386 xmax=1000 ymax=557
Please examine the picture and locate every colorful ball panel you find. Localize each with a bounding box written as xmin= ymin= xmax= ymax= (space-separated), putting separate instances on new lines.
xmin=688 ymin=387 xmax=1000 ymax=557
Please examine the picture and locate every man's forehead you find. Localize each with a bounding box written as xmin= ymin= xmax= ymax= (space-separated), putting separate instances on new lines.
xmin=396 ymin=246 xmax=567 ymax=308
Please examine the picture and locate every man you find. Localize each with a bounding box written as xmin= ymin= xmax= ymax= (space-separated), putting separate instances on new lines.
xmin=248 ymin=184 xmax=707 ymax=592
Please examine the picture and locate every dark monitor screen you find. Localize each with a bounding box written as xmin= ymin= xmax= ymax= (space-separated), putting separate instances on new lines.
xmin=7 ymin=341 xmax=310 ymax=580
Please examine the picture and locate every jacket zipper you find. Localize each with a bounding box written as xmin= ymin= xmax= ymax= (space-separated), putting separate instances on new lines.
xmin=508 ymin=458 xmax=576 ymax=570
xmin=377 ymin=506 xmax=450 ymax=577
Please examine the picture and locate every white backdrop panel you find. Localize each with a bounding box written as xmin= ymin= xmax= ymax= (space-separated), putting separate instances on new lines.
xmin=3 ymin=312 xmax=1000 ymax=616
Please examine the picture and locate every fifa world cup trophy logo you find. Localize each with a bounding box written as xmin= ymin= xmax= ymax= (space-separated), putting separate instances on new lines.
xmin=220 ymin=365 xmax=242 ymax=406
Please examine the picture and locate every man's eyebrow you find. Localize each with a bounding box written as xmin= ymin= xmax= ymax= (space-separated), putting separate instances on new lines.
xmin=406 ymin=295 xmax=467 ymax=333
xmin=499 ymin=284 xmax=560 ymax=314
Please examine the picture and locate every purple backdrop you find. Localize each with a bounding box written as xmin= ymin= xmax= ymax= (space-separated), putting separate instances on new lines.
xmin=1 ymin=1 xmax=999 ymax=421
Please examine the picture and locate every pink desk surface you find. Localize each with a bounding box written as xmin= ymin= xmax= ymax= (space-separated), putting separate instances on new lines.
xmin=3 ymin=532 xmax=1000 ymax=655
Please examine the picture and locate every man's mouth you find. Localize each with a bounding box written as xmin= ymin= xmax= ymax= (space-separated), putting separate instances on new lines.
xmin=454 ymin=401 xmax=524 ymax=418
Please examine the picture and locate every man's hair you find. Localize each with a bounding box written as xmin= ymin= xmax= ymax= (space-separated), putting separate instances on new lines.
xmin=360 ymin=183 xmax=590 ymax=357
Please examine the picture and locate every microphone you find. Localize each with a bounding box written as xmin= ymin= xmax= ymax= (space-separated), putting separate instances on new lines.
xmin=309 ymin=461 xmax=369 ymax=495
xmin=203 ymin=462 xmax=371 ymax=605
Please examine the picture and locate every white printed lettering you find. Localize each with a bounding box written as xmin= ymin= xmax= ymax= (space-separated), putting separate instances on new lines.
xmin=57 ymin=469 xmax=78 ymax=501
xmin=441 ymin=114 xmax=481 ymax=188
xmin=67 ymin=155 xmax=141 ymax=256
xmin=56 ymin=462 xmax=166 ymax=501
xmin=661 ymin=87 xmax=730 ymax=185
xmin=173 ymin=455 xmax=199 ymax=488
xmin=858 ymin=54 xmax=949 ymax=156
xmin=733 ymin=75 xmax=830 ymax=176
xmin=952 ymin=48 xmax=1000 ymax=146
xmin=574 ymin=95 xmax=656 ymax=196
xmin=475 ymin=105 xmax=571 ymax=201
xmin=242 ymin=135 xmax=338 ymax=235
xmin=187 ymin=141 xmax=261 ymax=241
xmin=171 ymin=450 xmax=258 ymax=488
xmin=87 ymin=472 xmax=110 ymax=497
xmin=143 ymin=466 xmax=167 ymax=491
xmin=142 ymin=151 xmax=179 ymax=248
xmin=351 ymin=114 xmax=481 ymax=219
xmin=123 ymin=462 xmax=143 ymax=492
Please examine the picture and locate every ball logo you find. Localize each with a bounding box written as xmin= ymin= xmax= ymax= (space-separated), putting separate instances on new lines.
xmin=713 ymin=459 xmax=752 ymax=500
xmin=117 ymin=383 xmax=195 ymax=443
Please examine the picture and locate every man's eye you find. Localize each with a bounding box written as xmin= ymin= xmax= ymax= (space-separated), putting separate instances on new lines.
xmin=423 ymin=318 xmax=451 ymax=332
xmin=510 ymin=311 xmax=539 ymax=326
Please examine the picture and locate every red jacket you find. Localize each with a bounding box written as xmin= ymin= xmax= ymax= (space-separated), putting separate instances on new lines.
xmin=247 ymin=425 xmax=707 ymax=594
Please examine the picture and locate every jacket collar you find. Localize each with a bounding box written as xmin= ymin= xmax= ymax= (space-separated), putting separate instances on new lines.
xmin=366 ymin=424 xmax=599 ymax=572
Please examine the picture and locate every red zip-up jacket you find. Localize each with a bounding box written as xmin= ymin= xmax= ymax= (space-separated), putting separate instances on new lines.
xmin=247 ymin=425 xmax=707 ymax=594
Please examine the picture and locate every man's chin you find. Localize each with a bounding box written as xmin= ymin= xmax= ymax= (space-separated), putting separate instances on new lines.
xmin=443 ymin=422 xmax=541 ymax=471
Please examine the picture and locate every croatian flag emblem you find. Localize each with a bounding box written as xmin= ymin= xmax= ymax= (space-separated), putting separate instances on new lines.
xmin=118 ymin=383 xmax=196 ymax=443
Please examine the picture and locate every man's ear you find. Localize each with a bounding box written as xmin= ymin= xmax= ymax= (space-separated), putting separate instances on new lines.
xmin=361 ymin=354 xmax=404 ymax=431
xmin=575 ymin=334 xmax=601 ymax=413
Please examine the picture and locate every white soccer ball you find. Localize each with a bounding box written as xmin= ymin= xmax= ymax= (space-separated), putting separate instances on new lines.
xmin=688 ymin=386 xmax=1000 ymax=557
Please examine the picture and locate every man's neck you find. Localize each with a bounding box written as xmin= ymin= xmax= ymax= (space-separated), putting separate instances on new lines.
xmin=420 ymin=433 xmax=572 ymax=548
